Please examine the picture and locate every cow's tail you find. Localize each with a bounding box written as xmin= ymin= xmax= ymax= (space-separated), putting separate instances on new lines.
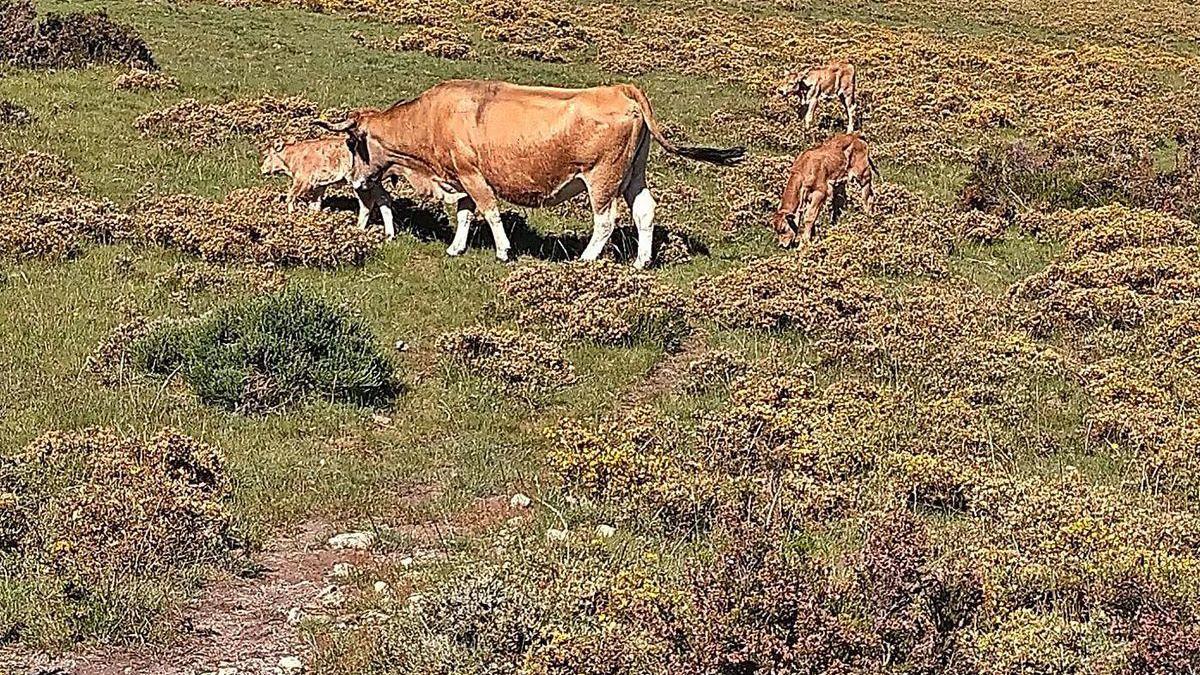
xmin=868 ymin=155 xmax=882 ymax=180
xmin=624 ymin=85 xmax=746 ymax=167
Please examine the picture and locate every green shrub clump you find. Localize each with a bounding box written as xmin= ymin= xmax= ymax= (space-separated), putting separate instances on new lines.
xmin=131 ymin=288 xmax=396 ymax=412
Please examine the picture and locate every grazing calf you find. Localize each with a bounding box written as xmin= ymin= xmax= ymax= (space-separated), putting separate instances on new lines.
xmin=771 ymin=133 xmax=877 ymax=247
xmin=316 ymin=79 xmax=745 ymax=267
xmin=777 ymin=61 xmax=858 ymax=132
xmin=259 ymin=136 xmax=397 ymax=237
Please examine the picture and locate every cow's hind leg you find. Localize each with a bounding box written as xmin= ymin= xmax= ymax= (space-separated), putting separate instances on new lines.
xmin=622 ymin=133 xmax=656 ymax=269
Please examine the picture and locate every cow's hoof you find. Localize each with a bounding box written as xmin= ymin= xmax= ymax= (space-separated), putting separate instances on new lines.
xmin=633 ymin=258 xmax=651 ymax=270
xmin=495 ymin=250 xmax=511 ymax=263
xmin=446 ymin=246 xmax=465 ymax=257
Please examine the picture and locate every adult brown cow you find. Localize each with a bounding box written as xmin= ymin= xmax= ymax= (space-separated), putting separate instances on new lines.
xmin=777 ymin=61 xmax=859 ymax=132
xmin=315 ymin=80 xmax=745 ymax=267
xmin=770 ymin=133 xmax=877 ymax=247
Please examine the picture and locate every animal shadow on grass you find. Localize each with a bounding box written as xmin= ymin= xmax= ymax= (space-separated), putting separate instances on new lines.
xmin=324 ymin=196 xmax=710 ymax=265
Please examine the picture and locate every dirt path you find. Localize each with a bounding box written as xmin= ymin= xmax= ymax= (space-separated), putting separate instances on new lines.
xmin=7 ymin=521 xmax=371 ymax=675
xmin=625 ymin=330 xmax=709 ymax=406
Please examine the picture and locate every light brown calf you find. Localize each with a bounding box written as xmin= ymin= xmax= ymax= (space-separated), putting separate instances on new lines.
xmin=777 ymin=61 xmax=858 ymax=132
xmin=316 ymin=79 xmax=745 ymax=267
xmin=259 ymin=136 xmax=396 ymax=237
xmin=771 ymin=133 xmax=877 ymax=247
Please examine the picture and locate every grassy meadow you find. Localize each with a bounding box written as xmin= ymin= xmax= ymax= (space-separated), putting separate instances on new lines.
xmin=4 ymin=0 xmax=1200 ymax=671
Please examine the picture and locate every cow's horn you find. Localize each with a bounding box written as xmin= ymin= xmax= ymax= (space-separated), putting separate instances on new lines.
xmin=314 ymin=119 xmax=357 ymax=133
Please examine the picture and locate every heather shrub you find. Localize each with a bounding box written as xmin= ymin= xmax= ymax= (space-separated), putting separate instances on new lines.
xmin=135 ymin=191 xmax=382 ymax=267
xmin=691 ymin=254 xmax=881 ymax=336
xmin=130 ymin=289 xmax=397 ymax=412
xmin=501 ymin=261 xmax=690 ymax=349
xmin=436 ymin=327 xmax=575 ymax=393
xmin=0 ymin=428 xmax=235 ymax=645
xmin=0 ymin=0 xmax=156 ymax=70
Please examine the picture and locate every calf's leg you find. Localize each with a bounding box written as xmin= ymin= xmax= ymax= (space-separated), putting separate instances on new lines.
xmin=801 ymin=191 xmax=827 ymax=241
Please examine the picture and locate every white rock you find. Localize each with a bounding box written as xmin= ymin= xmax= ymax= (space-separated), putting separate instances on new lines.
xmin=328 ymin=531 xmax=376 ymax=550
xmin=330 ymin=562 xmax=355 ymax=578
xmin=546 ymin=528 xmax=569 ymax=542
xmin=318 ymin=584 xmax=346 ymax=608
xmin=509 ymin=492 xmax=532 ymax=508
xmin=399 ymin=556 xmax=414 ymax=568
xmin=278 ymin=655 xmax=304 ymax=674
xmin=373 ymin=580 xmax=390 ymax=594
xmin=394 ymin=339 xmax=409 ymax=352
xmin=286 ymin=606 xmax=304 ymax=626
xmin=595 ymin=524 xmax=616 ymax=538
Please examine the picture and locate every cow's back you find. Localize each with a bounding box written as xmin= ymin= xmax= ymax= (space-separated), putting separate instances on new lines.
xmin=415 ymin=80 xmax=643 ymax=205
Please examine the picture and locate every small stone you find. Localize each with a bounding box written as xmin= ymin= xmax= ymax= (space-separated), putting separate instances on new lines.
xmin=328 ymin=531 xmax=376 ymax=550
xmin=286 ymin=606 xmax=304 ymax=626
xmin=394 ymin=339 xmax=409 ymax=352
xmin=399 ymin=556 xmax=414 ymax=568
xmin=546 ymin=528 xmax=568 ymax=542
xmin=278 ymin=655 xmax=303 ymax=673
xmin=371 ymin=413 xmax=393 ymax=426
xmin=331 ymin=562 xmax=354 ymax=578
xmin=509 ymin=492 xmax=532 ymax=508
xmin=595 ymin=524 xmax=616 ymax=538
xmin=373 ymin=580 xmax=390 ymax=594
xmin=318 ymin=584 xmax=345 ymax=609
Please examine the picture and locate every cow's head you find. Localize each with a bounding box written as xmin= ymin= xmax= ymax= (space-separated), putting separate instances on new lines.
xmin=259 ymin=140 xmax=288 ymax=176
xmin=314 ymin=110 xmax=381 ymax=190
xmin=770 ymin=210 xmax=798 ymax=248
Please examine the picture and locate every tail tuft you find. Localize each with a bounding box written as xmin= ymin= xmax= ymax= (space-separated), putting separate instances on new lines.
xmin=673 ymin=145 xmax=748 ymax=167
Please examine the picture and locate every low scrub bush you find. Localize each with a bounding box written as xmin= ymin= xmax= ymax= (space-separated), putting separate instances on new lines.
xmin=134 ymin=96 xmax=331 ymax=148
xmin=436 ymin=327 xmax=574 ymax=392
xmin=113 ymin=68 xmax=179 ymax=91
xmin=0 ymin=0 xmax=156 ymax=70
xmin=0 ymin=100 xmax=34 ymax=127
xmin=0 ymin=427 xmax=235 ymax=645
xmin=691 ymin=253 xmax=881 ymax=336
xmin=129 ymin=288 xmax=397 ymax=412
xmin=136 ymin=191 xmax=382 ymax=267
xmin=501 ymin=261 xmax=690 ymax=349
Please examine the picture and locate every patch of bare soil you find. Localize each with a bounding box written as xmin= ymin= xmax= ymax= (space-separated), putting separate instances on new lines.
xmin=3 ymin=494 xmax=526 ymax=675
xmin=5 ymin=521 xmax=368 ymax=675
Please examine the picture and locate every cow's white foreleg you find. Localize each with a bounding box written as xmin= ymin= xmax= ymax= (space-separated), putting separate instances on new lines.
xmin=630 ymin=189 xmax=656 ymax=269
xmin=447 ymin=200 xmax=473 ymax=257
xmin=482 ymin=208 xmax=511 ymax=262
xmin=580 ymin=202 xmax=617 ymax=262
xmin=356 ymin=197 xmax=371 ymax=229
xmin=373 ymin=183 xmax=395 ymax=239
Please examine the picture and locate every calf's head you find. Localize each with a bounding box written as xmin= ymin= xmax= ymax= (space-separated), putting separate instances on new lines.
xmin=259 ymin=140 xmax=288 ymax=176
xmin=770 ymin=210 xmax=799 ymax=248
xmin=776 ymin=71 xmax=807 ymax=98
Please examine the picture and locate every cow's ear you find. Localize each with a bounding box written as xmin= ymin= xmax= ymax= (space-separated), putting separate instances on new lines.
xmin=272 ymin=139 xmax=285 ymax=153
xmin=314 ymin=118 xmax=358 ymax=134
